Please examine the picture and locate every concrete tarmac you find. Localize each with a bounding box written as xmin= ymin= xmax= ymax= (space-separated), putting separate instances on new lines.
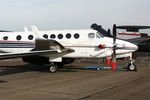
xmin=0 ymin=59 xmax=150 ymax=100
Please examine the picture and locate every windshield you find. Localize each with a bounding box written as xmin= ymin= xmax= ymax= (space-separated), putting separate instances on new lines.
xmin=96 ymin=31 xmax=104 ymax=38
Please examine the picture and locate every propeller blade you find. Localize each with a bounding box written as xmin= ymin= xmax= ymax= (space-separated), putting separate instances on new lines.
xmin=111 ymin=48 xmax=117 ymax=71
xmin=113 ymin=24 xmax=117 ymax=44
xmin=91 ymin=23 xmax=100 ymax=30
xmin=111 ymin=24 xmax=117 ymax=71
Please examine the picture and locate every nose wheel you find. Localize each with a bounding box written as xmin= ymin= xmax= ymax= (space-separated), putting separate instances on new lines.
xmin=127 ymin=58 xmax=137 ymax=71
xmin=127 ymin=62 xmax=137 ymax=71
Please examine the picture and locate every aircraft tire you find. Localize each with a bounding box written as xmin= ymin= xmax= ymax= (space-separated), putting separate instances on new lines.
xmin=49 ymin=64 xmax=57 ymax=73
xmin=127 ymin=63 xmax=137 ymax=71
xmin=56 ymin=63 xmax=64 ymax=68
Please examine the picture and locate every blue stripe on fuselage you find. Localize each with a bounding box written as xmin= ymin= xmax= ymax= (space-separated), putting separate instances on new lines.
xmin=0 ymin=41 xmax=35 ymax=48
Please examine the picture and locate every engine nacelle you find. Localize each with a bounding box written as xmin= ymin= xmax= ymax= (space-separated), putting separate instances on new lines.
xmin=22 ymin=56 xmax=49 ymax=65
xmin=22 ymin=56 xmax=75 ymax=65
xmin=62 ymin=58 xmax=75 ymax=64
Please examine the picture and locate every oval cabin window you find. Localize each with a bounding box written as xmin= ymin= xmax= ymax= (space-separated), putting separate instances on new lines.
xmin=74 ymin=33 xmax=80 ymax=39
xmin=50 ymin=34 xmax=56 ymax=39
xmin=43 ymin=34 xmax=48 ymax=39
xmin=28 ymin=35 xmax=34 ymax=40
xmin=3 ymin=36 xmax=8 ymax=40
xmin=66 ymin=33 xmax=71 ymax=39
xmin=16 ymin=35 xmax=22 ymax=40
xmin=58 ymin=34 xmax=63 ymax=39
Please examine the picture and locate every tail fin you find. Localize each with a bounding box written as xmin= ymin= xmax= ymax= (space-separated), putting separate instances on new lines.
xmin=31 ymin=25 xmax=39 ymax=33
xmin=31 ymin=25 xmax=40 ymax=38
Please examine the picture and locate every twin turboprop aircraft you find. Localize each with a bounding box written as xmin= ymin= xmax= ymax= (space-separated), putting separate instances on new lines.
xmin=0 ymin=25 xmax=138 ymax=72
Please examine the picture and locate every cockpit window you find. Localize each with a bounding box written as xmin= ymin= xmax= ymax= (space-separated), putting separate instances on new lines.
xmin=97 ymin=32 xmax=104 ymax=38
xmin=88 ymin=33 xmax=95 ymax=38
xmin=96 ymin=34 xmax=100 ymax=38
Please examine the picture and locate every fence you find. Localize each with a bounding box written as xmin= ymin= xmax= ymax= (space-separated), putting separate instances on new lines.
xmin=75 ymin=52 xmax=150 ymax=65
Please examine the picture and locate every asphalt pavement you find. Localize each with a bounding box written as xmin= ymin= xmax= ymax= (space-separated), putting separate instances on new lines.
xmin=0 ymin=59 xmax=150 ymax=100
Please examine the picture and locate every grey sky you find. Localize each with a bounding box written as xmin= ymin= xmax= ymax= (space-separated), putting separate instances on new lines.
xmin=0 ymin=0 xmax=150 ymax=31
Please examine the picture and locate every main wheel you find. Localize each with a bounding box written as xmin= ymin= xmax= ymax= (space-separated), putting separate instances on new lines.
xmin=49 ymin=64 xmax=57 ymax=73
xmin=127 ymin=63 xmax=137 ymax=71
xmin=57 ymin=64 xmax=64 ymax=68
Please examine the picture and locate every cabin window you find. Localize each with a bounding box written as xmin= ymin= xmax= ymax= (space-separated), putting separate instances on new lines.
xmin=88 ymin=33 xmax=95 ymax=38
xmin=3 ymin=36 xmax=8 ymax=40
xmin=66 ymin=33 xmax=71 ymax=39
xmin=28 ymin=35 xmax=34 ymax=40
xmin=16 ymin=35 xmax=22 ymax=40
xmin=58 ymin=34 xmax=63 ymax=39
xmin=74 ymin=33 xmax=80 ymax=39
xmin=43 ymin=34 xmax=48 ymax=39
xmin=50 ymin=34 xmax=56 ymax=39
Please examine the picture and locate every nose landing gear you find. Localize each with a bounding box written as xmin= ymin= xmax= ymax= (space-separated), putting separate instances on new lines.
xmin=127 ymin=59 xmax=137 ymax=71
xmin=127 ymin=53 xmax=137 ymax=71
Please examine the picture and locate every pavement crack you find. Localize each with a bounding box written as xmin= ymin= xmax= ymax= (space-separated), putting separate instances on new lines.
xmin=78 ymin=85 xmax=119 ymax=100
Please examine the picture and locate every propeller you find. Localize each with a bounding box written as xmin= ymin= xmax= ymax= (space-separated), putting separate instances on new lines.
xmin=94 ymin=24 xmax=118 ymax=70
xmin=111 ymin=24 xmax=117 ymax=71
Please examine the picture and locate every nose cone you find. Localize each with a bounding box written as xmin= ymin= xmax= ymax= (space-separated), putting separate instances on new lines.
xmin=123 ymin=41 xmax=138 ymax=52
xmin=130 ymin=43 xmax=138 ymax=51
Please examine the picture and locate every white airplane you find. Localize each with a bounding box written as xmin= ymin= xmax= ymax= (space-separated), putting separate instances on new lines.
xmin=0 ymin=25 xmax=138 ymax=72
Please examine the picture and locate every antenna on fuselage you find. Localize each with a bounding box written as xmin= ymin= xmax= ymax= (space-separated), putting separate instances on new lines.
xmin=31 ymin=25 xmax=40 ymax=39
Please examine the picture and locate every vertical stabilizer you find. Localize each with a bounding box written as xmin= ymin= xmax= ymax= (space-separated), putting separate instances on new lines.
xmin=31 ymin=25 xmax=40 ymax=38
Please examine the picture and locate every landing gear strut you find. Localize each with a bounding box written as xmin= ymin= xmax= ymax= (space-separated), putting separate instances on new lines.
xmin=127 ymin=59 xmax=137 ymax=71
xmin=127 ymin=53 xmax=137 ymax=71
xmin=49 ymin=63 xmax=58 ymax=73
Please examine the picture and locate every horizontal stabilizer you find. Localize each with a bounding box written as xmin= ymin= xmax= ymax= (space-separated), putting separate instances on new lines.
xmin=31 ymin=25 xmax=39 ymax=33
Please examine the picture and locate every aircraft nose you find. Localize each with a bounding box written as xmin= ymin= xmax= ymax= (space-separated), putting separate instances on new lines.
xmin=132 ymin=44 xmax=138 ymax=51
xmin=125 ymin=42 xmax=138 ymax=51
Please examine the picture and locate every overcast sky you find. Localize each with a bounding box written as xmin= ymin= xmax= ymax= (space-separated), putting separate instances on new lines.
xmin=0 ymin=0 xmax=150 ymax=31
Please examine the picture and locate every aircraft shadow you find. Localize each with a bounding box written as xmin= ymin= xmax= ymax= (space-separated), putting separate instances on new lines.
xmin=0 ymin=64 xmax=51 ymax=76
xmin=0 ymin=64 xmax=80 ymax=76
xmin=0 ymin=80 xmax=7 ymax=83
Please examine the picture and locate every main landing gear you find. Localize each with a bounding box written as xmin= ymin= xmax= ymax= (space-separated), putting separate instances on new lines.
xmin=127 ymin=53 xmax=137 ymax=71
xmin=49 ymin=63 xmax=64 ymax=73
xmin=49 ymin=63 xmax=58 ymax=73
xmin=127 ymin=59 xmax=137 ymax=71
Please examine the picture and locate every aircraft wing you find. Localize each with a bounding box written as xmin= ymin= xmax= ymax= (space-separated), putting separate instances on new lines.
xmin=0 ymin=39 xmax=74 ymax=60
